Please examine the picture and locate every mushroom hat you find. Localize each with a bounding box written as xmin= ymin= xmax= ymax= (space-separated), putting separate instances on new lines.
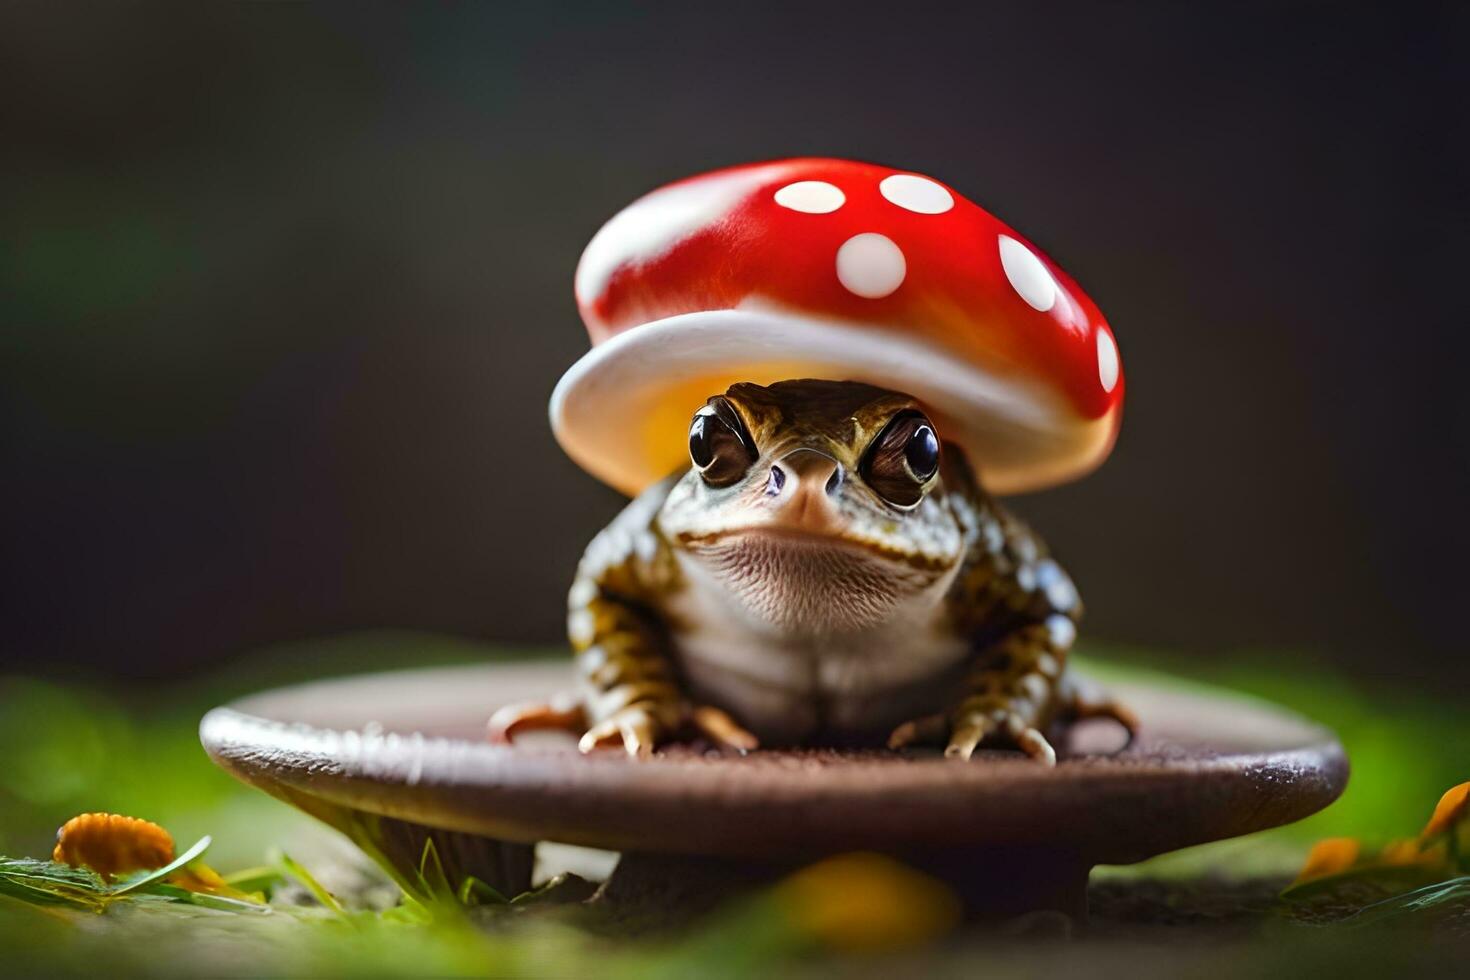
xmin=553 ymin=158 xmax=1123 ymax=496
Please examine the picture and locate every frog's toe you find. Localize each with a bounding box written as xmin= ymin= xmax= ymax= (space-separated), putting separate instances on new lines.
xmin=578 ymin=704 xmax=664 ymax=757
xmin=886 ymin=713 xmax=948 ymax=751
xmin=1078 ymin=701 xmax=1140 ymax=747
xmin=579 ymin=717 xmax=648 ymax=756
xmin=1061 ymin=675 xmax=1140 ymax=748
xmin=943 ymin=718 xmax=988 ymax=760
xmin=487 ymin=696 xmax=586 ymax=744
xmin=944 ymin=710 xmax=1057 ymax=766
xmin=690 ymin=705 xmax=759 ymax=752
xmin=1014 ymin=725 xmax=1058 ymax=766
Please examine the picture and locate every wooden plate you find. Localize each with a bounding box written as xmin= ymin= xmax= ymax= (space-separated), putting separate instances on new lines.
xmin=200 ymin=661 xmax=1347 ymax=918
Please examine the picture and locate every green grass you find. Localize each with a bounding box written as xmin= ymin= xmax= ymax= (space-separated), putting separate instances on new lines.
xmin=0 ymin=631 xmax=518 ymax=864
xmin=1 ymin=631 xmax=1466 ymax=976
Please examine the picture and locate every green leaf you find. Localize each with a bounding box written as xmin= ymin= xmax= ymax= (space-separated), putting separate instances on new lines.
xmin=0 ymin=874 xmax=99 ymax=910
xmin=0 ymin=857 xmax=107 ymax=892
xmin=1340 ymin=876 xmax=1470 ymax=926
xmin=220 ymin=865 xmax=284 ymax=895
xmin=456 ymin=875 xmax=508 ymax=907
xmin=276 ymin=851 xmax=344 ymax=914
xmin=378 ymin=899 xmax=433 ymax=925
xmin=0 ymin=857 xmax=109 ymax=909
xmin=108 ymin=835 xmax=211 ymax=896
xmin=416 ymin=839 xmax=456 ymax=906
xmin=508 ymin=873 xmax=598 ymax=907
xmin=149 ymin=882 xmax=272 ymax=914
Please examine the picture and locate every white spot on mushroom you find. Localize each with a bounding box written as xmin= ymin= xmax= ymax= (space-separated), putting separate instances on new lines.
xmin=998 ymin=234 xmax=1057 ymax=312
xmin=880 ymin=174 xmax=954 ymax=214
xmin=836 ymin=233 xmax=906 ymax=298
xmin=1097 ymin=328 xmax=1120 ymax=392
xmin=773 ymin=180 xmax=845 ymax=214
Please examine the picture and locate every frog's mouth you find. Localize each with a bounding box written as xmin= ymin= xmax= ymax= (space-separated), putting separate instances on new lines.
xmin=674 ymin=525 xmax=955 ymax=573
xmin=673 ymin=527 xmax=955 ymax=633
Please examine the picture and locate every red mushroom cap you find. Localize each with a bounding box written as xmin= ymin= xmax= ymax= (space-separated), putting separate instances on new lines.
xmin=554 ymin=158 xmax=1123 ymax=496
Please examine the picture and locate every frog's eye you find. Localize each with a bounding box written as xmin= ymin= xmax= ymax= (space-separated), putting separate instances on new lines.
xmin=860 ymin=411 xmax=940 ymax=508
xmin=689 ymin=399 xmax=755 ymax=487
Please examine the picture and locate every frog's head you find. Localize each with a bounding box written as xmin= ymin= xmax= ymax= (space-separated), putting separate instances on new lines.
xmin=659 ymin=380 xmax=968 ymax=633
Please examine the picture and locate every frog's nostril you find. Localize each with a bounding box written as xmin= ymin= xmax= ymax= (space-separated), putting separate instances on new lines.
xmin=766 ymin=466 xmax=786 ymax=496
xmin=776 ymin=449 xmax=840 ymax=496
xmin=825 ymin=465 xmax=844 ymax=497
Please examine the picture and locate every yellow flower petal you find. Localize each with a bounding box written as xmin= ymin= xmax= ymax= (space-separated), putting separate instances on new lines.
xmin=772 ymin=852 xmax=960 ymax=952
xmin=169 ymin=862 xmax=255 ymax=898
xmin=1379 ymin=838 xmax=1422 ymax=866
xmin=1421 ymin=782 xmax=1469 ymax=840
xmin=1293 ymin=837 xmax=1361 ymax=885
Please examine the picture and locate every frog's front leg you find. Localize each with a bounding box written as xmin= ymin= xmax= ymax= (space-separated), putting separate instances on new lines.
xmin=569 ymin=575 xmax=759 ymax=754
xmin=489 ymin=483 xmax=757 ymax=756
xmin=943 ymin=613 xmax=1076 ymax=764
xmin=488 ymin=566 xmax=756 ymax=755
xmin=889 ymin=496 xmax=1135 ymax=764
xmin=887 ymin=616 xmax=1137 ymax=763
xmin=887 ymin=611 xmax=1078 ymax=763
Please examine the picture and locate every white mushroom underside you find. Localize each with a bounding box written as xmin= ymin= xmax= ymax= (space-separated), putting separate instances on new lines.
xmin=550 ymin=308 xmax=1117 ymax=497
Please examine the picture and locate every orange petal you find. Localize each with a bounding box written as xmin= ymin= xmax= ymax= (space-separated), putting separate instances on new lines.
xmin=1421 ymin=782 xmax=1470 ymax=840
xmin=53 ymin=813 xmax=175 ymax=881
xmin=168 ymin=863 xmax=258 ymax=900
xmin=1379 ymin=838 xmax=1422 ymax=866
xmin=772 ymin=853 xmax=960 ymax=951
xmin=1294 ymin=837 xmax=1361 ymax=884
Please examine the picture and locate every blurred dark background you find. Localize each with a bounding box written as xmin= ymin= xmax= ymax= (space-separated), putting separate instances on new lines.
xmin=1 ymin=3 xmax=1465 ymax=688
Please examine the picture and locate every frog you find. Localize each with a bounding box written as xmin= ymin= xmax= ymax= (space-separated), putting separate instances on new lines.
xmin=490 ymin=379 xmax=1136 ymax=764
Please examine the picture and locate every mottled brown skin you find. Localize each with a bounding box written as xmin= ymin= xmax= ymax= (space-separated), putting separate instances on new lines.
xmin=490 ymin=380 xmax=1135 ymax=764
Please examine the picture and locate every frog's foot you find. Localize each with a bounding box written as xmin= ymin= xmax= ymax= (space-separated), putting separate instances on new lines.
xmin=486 ymin=694 xmax=586 ymax=744
xmin=885 ymin=713 xmax=949 ymax=751
xmin=885 ymin=710 xmax=1056 ymax=765
xmin=1057 ymin=673 xmax=1140 ymax=749
xmin=688 ymin=705 xmax=760 ymax=752
xmin=579 ymin=702 xmax=759 ymax=757
xmin=947 ymin=707 xmax=1058 ymax=766
xmin=578 ymin=702 xmax=669 ymax=757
